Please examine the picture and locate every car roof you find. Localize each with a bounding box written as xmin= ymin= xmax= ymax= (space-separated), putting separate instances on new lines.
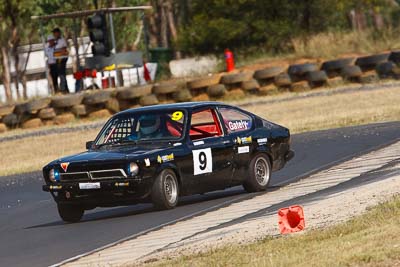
xmin=117 ymin=101 xmax=228 ymax=116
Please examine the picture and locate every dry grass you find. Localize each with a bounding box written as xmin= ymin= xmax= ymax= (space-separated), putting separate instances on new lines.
xmin=291 ymin=30 xmax=400 ymax=59
xmin=0 ymin=85 xmax=400 ymax=176
xmin=148 ymin=195 xmax=400 ymax=267
xmin=244 ymin=86 xmax=400 ymax=133
xmin=0 ymin=129 xmax=99 ymax=176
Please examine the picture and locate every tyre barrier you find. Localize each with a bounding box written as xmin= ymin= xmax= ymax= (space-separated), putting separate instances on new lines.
xmin=321 ymin=57 xmax=354 ymax=78
xmin=1 ymin=50 xmax=400 ymax=132
xmin=355 ymin=53 xmax=390 ymax=72
xmin=288 ymin=63 xmax=318 ymax=82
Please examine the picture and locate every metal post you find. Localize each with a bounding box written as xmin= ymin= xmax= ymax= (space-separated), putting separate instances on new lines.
xmin=108 ymin=13 xmax=117 ymax=54
xmin=142 ymin=11 xmax=150 ymax=61
xmin=108 ymin=12 xmax=120 ymax=87
xmin=73 ymin=18 xmax=84 ymax=91
xmin=72 ymin=18 xmax=81 ymax=70
xmin=39 ymin=20 xmax=52 ymax=95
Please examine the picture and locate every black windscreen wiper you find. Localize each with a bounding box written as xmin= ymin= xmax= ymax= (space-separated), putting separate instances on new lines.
xmin=117 ymin=139 xmax=139 ymax=145
xmin=95 ymin=142 xmax=114 ymax=149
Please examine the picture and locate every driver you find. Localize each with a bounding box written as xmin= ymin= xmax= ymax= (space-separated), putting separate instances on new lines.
xmin=138 ymin=114 xmax=163 ymax=138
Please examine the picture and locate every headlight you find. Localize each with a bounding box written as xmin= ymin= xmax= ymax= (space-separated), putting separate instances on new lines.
xmin=128 ymin=162 xmax=139 ymax=176
xmin=49 ymin=168 xmax=60 ymax=182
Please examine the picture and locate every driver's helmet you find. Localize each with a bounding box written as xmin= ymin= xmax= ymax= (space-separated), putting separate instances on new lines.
xmin=139 ymin=114 xmax=161 ymax=135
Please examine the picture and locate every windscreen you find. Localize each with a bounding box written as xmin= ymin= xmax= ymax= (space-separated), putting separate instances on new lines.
xmin=95 ymin=110 xmax=185 ymax=146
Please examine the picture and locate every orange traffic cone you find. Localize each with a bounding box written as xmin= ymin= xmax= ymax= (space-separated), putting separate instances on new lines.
xmin=278 ymin=205 xmax=305 ymax=234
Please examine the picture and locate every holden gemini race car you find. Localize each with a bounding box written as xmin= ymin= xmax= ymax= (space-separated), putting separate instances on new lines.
xmin=42 ymin=102 xmax=294 ymax=222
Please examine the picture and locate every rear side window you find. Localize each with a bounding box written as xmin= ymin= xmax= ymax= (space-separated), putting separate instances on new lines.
xmin=219 ymin=108 xmax=252 ymax=134
xmin=189 ymin=109 xmax=223 ymax=140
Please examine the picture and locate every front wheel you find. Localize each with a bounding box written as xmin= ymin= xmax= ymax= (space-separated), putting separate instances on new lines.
xmin=57 ymin=203 xmax=84 ymax=223
xmin=151 ymin=169 xmax=179 ymax=210
xmin=243 ymin=153 xmax=271 ymax=193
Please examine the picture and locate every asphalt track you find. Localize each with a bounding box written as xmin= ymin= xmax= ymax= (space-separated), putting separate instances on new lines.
xmin=0 ymin=121 xmax=399 ymax=267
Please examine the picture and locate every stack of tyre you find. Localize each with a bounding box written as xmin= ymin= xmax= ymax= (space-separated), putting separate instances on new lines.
xmin=249 ymin=52 xmax=397 ymax=93
xmin=1 ymin=51 xmax=400 ymax=133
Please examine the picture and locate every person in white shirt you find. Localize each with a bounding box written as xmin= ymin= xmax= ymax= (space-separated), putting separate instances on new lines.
xmin=52 ymin=28 xmax=69 ymax=93
xmin=45 ymin=35 xmax=60 ymax=93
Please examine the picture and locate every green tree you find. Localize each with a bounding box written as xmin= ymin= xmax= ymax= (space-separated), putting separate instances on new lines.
xmin=0 ymin=0 xmax=44 ymax=101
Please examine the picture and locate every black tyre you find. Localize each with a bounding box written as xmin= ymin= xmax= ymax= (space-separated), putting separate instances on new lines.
xmin=14 ymin=102 xmax=29 ymax=115
xmin=220 ymin=73 xmax=247 ymax=84
xmin=274 ymin=73 xmax=292 ymax=87
xmin=0 ymin=104 xmax=14 ymax=117
xmin=341 ymin=65 xmax=362 ymax=79
xmin=139 ymin=94 xmax=159 ymax=106
xmin=2 ymin=113 xmax=19 ymax=127
xmin=321 ymin=58 xmax=354 ymax=71
xmin=51 ymin=93 xmax=85 ymax=108
xmin=172 ymin=89 xmax=192 ymax=102
xmin=207 ymin=84 xmax=227 ymax=97
xmin=241 ymin=79 xmax=260 ymax=91
xmin=376 ymin=61 xmax=395 ymax=77
xmin=243 ymin=153 xmax=271 ymax=193
xmin=151 ymin=169 xmax=179 ymax=209
xmin=117 ymin=85 xmax=153 ymax=100
xmin=153 ymin=83 xmax=179 ymax=95
xmin=254 ymin=66 xmax=284 ymax=80
xmin=355 ymin=53 xmax=389 ymax=71
xmin=306 ymin=70 xmax=328 ymax=83
xmin=71 ymin=104 xmax=89 ymax=116
xmin=57 ymin=203 xmax=84 ymax=223
xmin=23 ymin=98 xmax=51 ymax=114
xmin=38 ymin=108 xmax=56 ymax=120
xmin=83 ymin=90 xmax=112 ymax=105
xmin=187 ymin=75 xmax=221 ymax=90
xmin=288 ymin=63 xmax=318 ymax=82
xmin=389 ymin=50 xmax=400 ymax=64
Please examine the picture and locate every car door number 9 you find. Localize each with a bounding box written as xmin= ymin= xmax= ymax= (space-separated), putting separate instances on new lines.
xmin=198 ymin=152 xmax=207 ymax=170
xmin=192 ymin=148 xmax=212 ymax=175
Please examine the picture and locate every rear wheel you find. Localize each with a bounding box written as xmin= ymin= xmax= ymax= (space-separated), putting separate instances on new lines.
xmin=151 ymin=169 xmax=179 ymax=209
xmin=57 ymin=203 xmax=84 ymax=223
xmin=243 ymin=154 xmax=271 ymax=193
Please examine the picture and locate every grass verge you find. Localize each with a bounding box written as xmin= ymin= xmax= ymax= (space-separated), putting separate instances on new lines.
xmin=147 ymin=195 xmax=400 ymax=267
xmin=0 ymin=85 xmax=400 ymax=176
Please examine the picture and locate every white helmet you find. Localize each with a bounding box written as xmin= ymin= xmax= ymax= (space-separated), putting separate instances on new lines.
xmin=139 ymin=114 xmax=160 ymax=135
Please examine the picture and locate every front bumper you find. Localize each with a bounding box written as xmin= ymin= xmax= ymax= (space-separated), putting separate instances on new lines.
xmin=43 ymin=178 xmax=153 ymax=206
xmin=42 ymin=178 xmax=141 ymax=193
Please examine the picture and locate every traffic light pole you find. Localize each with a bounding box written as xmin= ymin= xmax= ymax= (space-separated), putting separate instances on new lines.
xmin=72 ymin=18 xmax=81 ymax=70
xmin=108 ymin=13 xmax=116 ymax=54
xmin=142 ymin=11 xmax=150 ymax=61
xmin=108 ymin=12 xmax=121 ymax=87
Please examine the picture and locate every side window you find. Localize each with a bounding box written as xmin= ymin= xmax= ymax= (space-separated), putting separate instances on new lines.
xmin=219 ymin=108 xmax=252 ymax=134
xmin=189 ymin=109 xmax=222 ymax=140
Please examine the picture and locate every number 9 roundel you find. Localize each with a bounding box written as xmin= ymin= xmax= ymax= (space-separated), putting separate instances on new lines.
xmin=192 ymin=148 xmax=212 ymax=175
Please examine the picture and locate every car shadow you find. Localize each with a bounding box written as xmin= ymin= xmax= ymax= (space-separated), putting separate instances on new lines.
xmin=25 ymin=185 xmax=275 ymax=229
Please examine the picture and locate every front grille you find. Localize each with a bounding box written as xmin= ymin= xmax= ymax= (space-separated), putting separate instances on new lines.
xmin=59 ymin=169 xmax=127 ymax=182
xmin=60 ymin=172 xmax=90 ymax=181
xmin=90 ymin=169 xmax=127 ymax=180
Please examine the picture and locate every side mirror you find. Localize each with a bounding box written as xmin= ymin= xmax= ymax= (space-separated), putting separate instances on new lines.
xmin=86 ymin=141 xmax=94 ymax=150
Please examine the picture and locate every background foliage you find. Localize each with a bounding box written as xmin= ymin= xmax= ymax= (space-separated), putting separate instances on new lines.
xmin=1 ymin=0 xmax=400 ymax=102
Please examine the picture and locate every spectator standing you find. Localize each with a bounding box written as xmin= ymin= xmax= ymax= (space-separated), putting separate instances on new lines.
xmin=45 ymin=35 xmax=59 ymax=93
xmin=52 ymin=28 xmax=69 ymax=93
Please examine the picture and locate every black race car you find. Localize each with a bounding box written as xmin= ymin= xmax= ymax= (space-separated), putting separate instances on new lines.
xmin=42 ymin=102 xmax=294 ymax=222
